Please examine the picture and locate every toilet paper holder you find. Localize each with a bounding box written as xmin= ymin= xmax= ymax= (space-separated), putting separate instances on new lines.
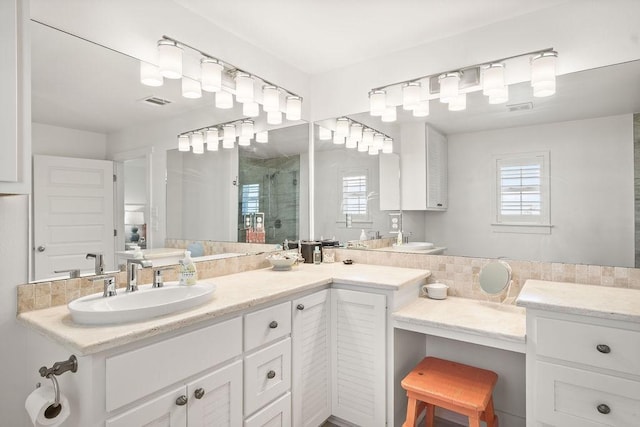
xmin=35 ymin=355 xmax=77 ymax=419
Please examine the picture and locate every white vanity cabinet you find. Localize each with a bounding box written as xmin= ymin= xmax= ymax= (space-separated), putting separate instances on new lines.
xmin=0 ymin=0 xmax=30 ymax=194
xmin=400 ymin=123 xmax=448 ymax=211
xmin=526 ymin=309 xmax=640 ymax=427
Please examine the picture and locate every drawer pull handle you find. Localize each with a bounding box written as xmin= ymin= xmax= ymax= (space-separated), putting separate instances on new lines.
xmin=267 ymin=370 xmax=276 ymax=379
xmin=175 ymin=395 xmax=188 ymax=406
xmin=269 ymin=321 xmax=278 ymax=329
xmin=596 ymin=344 xmax=611 ymax=354
xmin=297 ymin=304 xmax=304 ymax=310
xmin=194 ymin=387 xmax=205 ymax=399
xmin=597 ymin=404 xmax=611 ymax=414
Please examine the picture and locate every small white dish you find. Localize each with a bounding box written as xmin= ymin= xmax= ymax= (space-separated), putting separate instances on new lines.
xmin=423 ymin=282 xmax=449 ymax=300
xmin=266 ymin=255 xmax=297 ymax=271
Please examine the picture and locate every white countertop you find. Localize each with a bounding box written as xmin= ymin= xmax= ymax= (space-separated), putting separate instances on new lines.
xmin=517 ymin=279 xmax=640 ymax=323
xmin=393 ymin=296 xmax=526 ymax=353
xmin=374 ymin=246 xmax=447 ymax=255
xmin=18 ymin=263 xmax=429 ymax=356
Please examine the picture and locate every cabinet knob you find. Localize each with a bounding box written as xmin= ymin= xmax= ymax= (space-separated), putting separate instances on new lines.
xmin=296 ymin=304 xmax=304 ymax=311
xmin=37 ymin=245 xmax=46 ymax=253
xmin=194 ymin=387 xmax=205 ymax=399
xmin=596 ymin=344 xmax=611 ymax=354
xmin=175 ymin=395 xmax=188 ymax=406
xmin=267 ymin=370 xmax=276 ymax=379
xmin=597 ymin=404 xmax=611 ymax=414
xmin=269 ymin=320 xmax=278 ymax=329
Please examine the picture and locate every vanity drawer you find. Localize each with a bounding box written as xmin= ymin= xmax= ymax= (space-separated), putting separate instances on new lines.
xmin=536 ymin=361 xmax=640 ymax=427
xmin=244 ymin=337 xmax=291 ymax=416
xmin=106 ymin=317 xmax=242 ymax=412
xmin=245 ymin=392 xmax=291 ymax=427
xmin=245 ymin=301 xmax=291 ymax=351
xmin=536 ymin=316 xmax=640 ymax=375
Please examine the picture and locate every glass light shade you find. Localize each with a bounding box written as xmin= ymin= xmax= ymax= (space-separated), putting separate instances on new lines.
xmin=222 ymin=139 xmax=235 ymax=149
xmin=489 ymin=85 xmax=509 ymax=104
xmin=318 ymin=126 xmax=332 ymax=140
xmin=235 ymin=72 xmax=254 ymax=103
xmin=448 ymin=93 xmax=467 ymax=111
xmin=362 ymin=129 xmax=374 ymax=146
xmin=201 ymin=59 xmax=223 ymax=92
xmin=238 ymin=136 xmax=251 ymax=146
xmin=241 ymin=120 xmax=254 ymax=137
xmin=336 ymin=118 xmax=350 ymax=137
xmin=140 ymin=62 xmax=163 ymax=87
xmin=286 ymin=96 xmax=302 ymax=121
xmin=531 ymin=51 xmax=557 ymax=97
xmin=402 ymin=82 xmax=421 ymax=110
xmin=381 ymin=106 xmax=397 ymax=122
xmin=333 ymin=133 xmax=345 ymax=145
xmin=369 ymin=90 xmax=386 ymax=116
xmin=178 ymin=135 xmax=190 ymax=152
xmin=267 ymin=110 xmax=282 ymax=125
xmin=215 ymin=90 xmax=234 ymax=109
xmin=357 ymin=141 xmax=368 ymax=152
xmin=350 ymin=123 xmax=363 ymax=142
xmin=222 ymin=124 xmax=236 ymax=143
xmin=373 ymin=133 xmax=384 ymax=149
xmin=439 ymin=72 xmax=460 ymax=103
xmin=157 ymin=40 xmax=182 ymax=79
xmin=243 ymin=102 xmax=260 ymax=117
xmin=483 ymin=63 xmax=505 ymax=97
xmin=256 ymin=131 xmax=268 ymax=143
xmin=262 ymin=85 xmax=280 ymax=112
xmin=345 ymin=136 xmax=357 ymax=149
xmin=182 ymin=77 xmax=202 ymax=99
xmin=382 ymin=138 xmax=393 ymax=154
xmin=191 ymin=132 xmax=204 ymax=154
xmin=368 ymin=145 xmax=379 ymax=155
xmin=206 ymin=129 xmax=219 ymax=151
xmin=413 ymin=100 xmax=430 ymax=117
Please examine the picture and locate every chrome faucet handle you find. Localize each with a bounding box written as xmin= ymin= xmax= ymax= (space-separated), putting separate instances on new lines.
xmin=54 ymin=269 xmax=81 ymax=279
xmin=152 ymin=266 xmax=174 ymax=288
xmin=86 ymin=253 xmax=105 ymax=275
xmin=90 ymin=275 xmax=117 ymax=297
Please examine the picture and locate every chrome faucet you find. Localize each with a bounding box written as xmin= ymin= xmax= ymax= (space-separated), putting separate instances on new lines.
xmin=86 ymin=253 xmax=104 ymax=275
xmin=127 ymin=259 xmax=152 ymax=292
xmin=90 ymin=275 xmax=117 ymax=297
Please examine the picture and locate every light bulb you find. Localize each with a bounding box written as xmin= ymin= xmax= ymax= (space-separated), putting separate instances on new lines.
xmin=243 ymin=102 xmax=260 ymax=117
xmin=350 ymin=123 xmax=363 ymax=142
xmin=235 ymin=72 xmax=254 ymax=103
xmin=318 ymin=126 xmax=332 ymax=140
xmin=531 ymin=51 xmax=558 ymax=97
xmin=368 ymin=145 xmax=379 ymax=155
xmin=238 ymin=136 xmax=251 ymax=146
xmin=357 ymin=141 xmax=368 ymax=152
xmin=382 ymin=138 xmax=393 ymax=154
xmin=178 ymin=135 xmax=190 ymax=152
xmin=182 ymin=77 xmax=202 ymax=99
xmin=345 ymin=136 xmax=357 ymax=149
xmin=402 ymin=82 xmax=421 ymax=110
xmin=448 ymin=93 xmax=467 ymax=111
xmin=222 ymin=124 xmax=236 ymax=143
xmin=336 ymin=118 xmax=350 ymax=137
xmin=439 ymin=72 xmax=460 ymax=103
xmin=201 ymin=59 xmax=222 ymax=92
xmin=267 ymin=110 xmax=282 ymax=125
xmin=222 ymin=139 xmax=235 ymax=149
xmin=483 ymin=63 xmax=505 ymax=97
xmin=241 ymin=120 xmax=254 ymax=138
xmin=157 ymin=40 xmax=182 ymax=79
xmin=140 ymin=61 xmax=163 ymax=87
xmin=256 ymin=131 xmax=268 ymax=143
xmin=373 ymin=133 xmax=384 ymax=149
xmin=362 ymin=129 xmax=374 ymax=146
xmin=369 ymin=90 xmax=386 ymax=116
xmin=191 ymin=132 xmax=204 ymax=154
xmin=262 ymin=85 xmax=280 ymax=112
xmin=286 ymin=96 xmax=302 ymax=121
xmin=381 ymin=106 xmax=397 ymax=122
xmin=206 ymin=129 xmax=219 ymax=151
xmin=413 ymin=100 xmax=430 ymax=117
xmin=215 ymin=90 xmax=234 ymax=109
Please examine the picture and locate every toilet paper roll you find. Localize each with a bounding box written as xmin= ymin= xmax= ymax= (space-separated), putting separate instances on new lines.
xmin=25 ymin=384 xmax=70 ymax=426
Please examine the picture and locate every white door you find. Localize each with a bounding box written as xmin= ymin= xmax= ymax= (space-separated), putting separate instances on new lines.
xmin=187 ymin=360 xmax=243 ymax=427
xmin=331 ymin=288 xmax=387 ymax=427
xmin=33 ymin=155 xmax=114 ymax=280
xmin=292 ymin=290 xmax=332 ymax=427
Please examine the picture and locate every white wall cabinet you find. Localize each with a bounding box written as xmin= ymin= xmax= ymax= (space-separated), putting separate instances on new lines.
xmin=0 ymin=0 xmax=30 ymax=194
xmin=379 ymin=153 xmax=401 ymax=211
xmin=331 ymin=288 xmax=387 ymax=427
xmin=292 ymin=290 xmax=332 ymax=427
xmin=400 ymin=123 xmax=447 ymax=211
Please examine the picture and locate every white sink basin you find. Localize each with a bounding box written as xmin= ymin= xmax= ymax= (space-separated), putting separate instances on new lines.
xmin=68 ymin=281 xmax=217 ymax=325
xmin=393 ymin=242 xmax=435 ymax=251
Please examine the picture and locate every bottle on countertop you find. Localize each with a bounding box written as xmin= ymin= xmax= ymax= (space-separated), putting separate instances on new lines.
xmin=396 ymin=230 xmax=403 ymax=246
xmin=359 ymin=229 xmax=367 ymax=241
xmin=179 ymin=250 xmax=197 ymax=286
xmin=313 ymin=246 xmax=322 ymax=265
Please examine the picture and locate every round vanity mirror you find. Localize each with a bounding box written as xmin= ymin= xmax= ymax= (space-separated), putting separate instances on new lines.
xmin=479 ymin=260 xmax=512 ymax=295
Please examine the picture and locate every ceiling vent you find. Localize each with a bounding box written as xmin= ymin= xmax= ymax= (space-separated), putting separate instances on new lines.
xmin=506 ymin=102 xmax=533 ymax=112
xmin=140 ymin=96 xmax=172 ymax=106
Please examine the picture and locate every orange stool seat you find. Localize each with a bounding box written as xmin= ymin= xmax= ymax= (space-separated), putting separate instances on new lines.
xmin=401 ymin=357 xmax=498 ymax=427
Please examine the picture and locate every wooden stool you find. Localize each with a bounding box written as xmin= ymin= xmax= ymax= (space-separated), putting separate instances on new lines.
xmin=401 ymin=357 xmax=498 ymax=427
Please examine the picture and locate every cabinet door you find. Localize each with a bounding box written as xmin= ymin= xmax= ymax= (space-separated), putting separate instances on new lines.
xmin=244 ymin=392 xmax=291 ymax=427
xmin=292 ymin=290 xmax=331 ymax=427
xmin=106 ymin=386 xmax=187 ymax=427
xmin=331 ymin=289 xmax=386 ymax=427
xmin=187 ymin=360 xmax=243 ymax=427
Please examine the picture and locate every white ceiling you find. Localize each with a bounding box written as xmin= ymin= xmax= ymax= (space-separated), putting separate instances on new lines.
xmin=173 ymin=0 xmax=569 ymax=74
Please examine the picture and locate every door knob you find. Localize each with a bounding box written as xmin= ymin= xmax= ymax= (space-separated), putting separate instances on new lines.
xmin=175 ymin=395 xmax=188 ymax=406
xmin=296 ymin=304 xmax=304 ymax=310
xmin=269 ymin=321 xmax=278 ymax=329
xmin=267 ymin=370 xmax=276 ymax=379
xmin=194 ymin=388 xmax=205 ymax=399
xmin=37 ymin=246 xmax=46 ymax=252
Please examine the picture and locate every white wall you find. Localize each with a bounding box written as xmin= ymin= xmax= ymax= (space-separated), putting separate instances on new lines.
xmin=32 ymin=122 xmax=106 ymax=159
xmin=424 ymin=114 xmax=634 ymax=267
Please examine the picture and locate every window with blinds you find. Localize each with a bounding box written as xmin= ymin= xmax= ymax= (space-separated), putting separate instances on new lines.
xmin=241 ymin=183 xmax=260 ymax=214
xmin=342 ymin=174 xmax=368 ymax=216
xmin=495 ymin=152 xmax=550 ymax=226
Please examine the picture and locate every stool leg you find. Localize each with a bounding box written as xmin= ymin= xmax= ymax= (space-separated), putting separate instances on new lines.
xmin=485 ymin=397 xmax=497 ymax=427
xmin=469 ymin=415 xmax=481 ymax=427
xmin=403 ymin=397 xmax=419 ymax=427
xmin=425 ymin=403 xmax=435 ymax=427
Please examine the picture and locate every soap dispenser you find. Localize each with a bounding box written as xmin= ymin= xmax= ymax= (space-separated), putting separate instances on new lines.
xmin=359 ymin=229 xmax=367 ymax=241
xmin=313 ymin=246 xmax=322 ymax=265
xmin=179 ymin=251 xmax=197 ymax=286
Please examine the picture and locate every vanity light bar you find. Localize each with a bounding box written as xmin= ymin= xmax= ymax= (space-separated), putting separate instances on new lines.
xmin=328 ymin=117 xmax=394 ymax=155
xmin=177 ymin=118 xmax=270 ymax=153
xmin=367 ymin=48 xmax=557 ymax=120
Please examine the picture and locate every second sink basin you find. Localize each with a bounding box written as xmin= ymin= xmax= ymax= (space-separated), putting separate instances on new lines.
xmin=68 ymin=281 xmax=217 ymax=325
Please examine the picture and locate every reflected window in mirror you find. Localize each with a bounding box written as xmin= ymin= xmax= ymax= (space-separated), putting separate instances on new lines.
xmin=341 ymin=169 xmax=369 ymax=222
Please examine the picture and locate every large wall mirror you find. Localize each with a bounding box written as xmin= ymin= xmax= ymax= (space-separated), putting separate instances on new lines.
xmin=319 ymin=60 xmax=640 ymax=268
xmin=30 ymin=20 xmax=308 ymax=281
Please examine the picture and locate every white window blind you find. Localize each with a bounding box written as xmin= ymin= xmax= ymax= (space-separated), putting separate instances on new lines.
xmin=241 ymin=183 xmax=260 ymax=215
xmin=494 ymin=152 xmax=550 ymax=227
xmin=342 ymin=174 xmax=367 ymax=216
